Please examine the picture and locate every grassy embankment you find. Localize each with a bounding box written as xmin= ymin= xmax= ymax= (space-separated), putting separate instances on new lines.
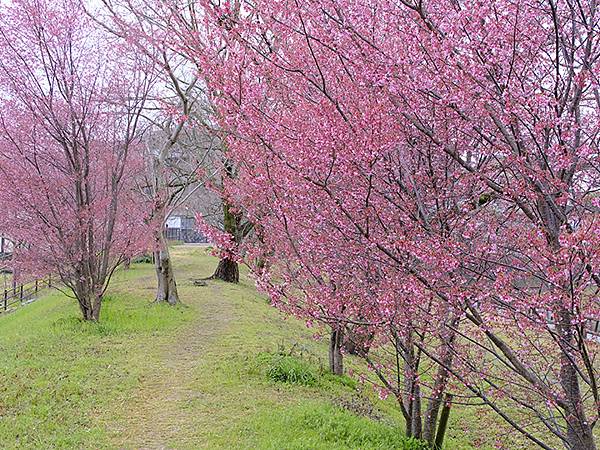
xmin=0 ymin=245 xmax=502 ymax=449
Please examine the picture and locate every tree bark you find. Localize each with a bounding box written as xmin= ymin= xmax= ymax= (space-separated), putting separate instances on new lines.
xmin=411 ymin=383 xmax=422 ymax=438
xmin=211 ymin=257 xmax=239 ymax=283
xmin=343 ymin=324 xmax=374 ymax=356
xmin=540 ymin=199 xmax=597 ymax=450
xmin=423 ymin=322 xmax=457 ymax=443
xmin=433 ymin=394 xmax=453 ymax=450
xmin=423 ymin=360 xmax=451 ymax=442
xmin=402 ymin=330 xmax=422 ymax=438
xmin=557 ymin=307 xmax=597 ymax=450
xmin=212 ymin=196 xmax=241 ymax=283
xmin=329 ymin=325 xmax=344 ymax=375
xmin=76 ymin=290 xmax=102 ymax=321
xmin=154 ymin=230 xmax=180 ymax=305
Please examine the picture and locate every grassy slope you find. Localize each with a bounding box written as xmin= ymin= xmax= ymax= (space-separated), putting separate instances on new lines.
xmin=0 ymin=245 xmax=497 ymax=449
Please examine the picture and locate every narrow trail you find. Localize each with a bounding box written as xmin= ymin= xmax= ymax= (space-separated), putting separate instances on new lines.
xmin=115 ymin=283 xmax=234 ymax=449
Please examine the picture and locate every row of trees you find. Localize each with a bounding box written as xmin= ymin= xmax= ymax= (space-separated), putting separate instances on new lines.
xmin=116 ymin=0 xmax=596 ymax=449
xmin=1 ymin=0 xmax=599 ymax=448
xmin=0 ymin=0 xmax=240 ymax=320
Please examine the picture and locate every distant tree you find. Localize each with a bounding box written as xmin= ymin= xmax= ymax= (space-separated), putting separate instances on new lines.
xmin=0 ymin=0 xmax=152 ymax=321
xmin=95 ymin=0 xmax=251 ymax=283
xmin=140 ymin=66 xmax=225 ymax=302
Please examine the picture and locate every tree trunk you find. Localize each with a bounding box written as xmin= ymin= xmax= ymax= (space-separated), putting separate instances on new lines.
xmin=423 ymin=322 xmax=457 ymax=443
xmin=433 ymin=394 xmax=453 ymax=450
xmin=76 ymin=290 xmax=102 ymax=321
xmin=402 ymin=330 xmax=422 ymax=438
xmin=557 ymin=307 xmax=597 ymax=450
xmin=411 ymin=383 xmax=422 ymax=438
xmin=90 ymin=295 xmax=101 ymax=321
xmin=329 ymin=325 xmax=344 ymax=375
xmin=212 ymin=195 xmax=240 ymax=283
xmin=154 ymin=230 xmax=180 ymax=305
xmin=343 ymin=324 xmax=374 ymax=356
xmin=541 ymin=204 xmax=597 ymax=450
xmin=211 ymin=257 xmax=239 ymax=283
xmin=423 ymin=363 xmax=450 ymax=442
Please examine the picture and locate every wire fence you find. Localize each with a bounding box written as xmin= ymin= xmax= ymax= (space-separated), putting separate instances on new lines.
xmin=1 ymin=275 xmax=53 ymax=314
xmin=164 ymin=227 xmax=208 ymax=243
xmin=0 ymin=251 xmax=54 ymax=314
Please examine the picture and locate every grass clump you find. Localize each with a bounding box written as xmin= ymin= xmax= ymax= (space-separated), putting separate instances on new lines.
xmin=246 ymin=401 xmax=428 ymax=450
xmin=265 ymin=353 xmax=318 ymax=386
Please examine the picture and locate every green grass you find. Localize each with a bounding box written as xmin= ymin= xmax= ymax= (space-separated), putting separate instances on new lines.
xmin=0 ymin=245 xmax=484 ymax=449
xmin=0 ymin=265 xmax=191 ymax=449
xmin=243 ymin=401 xmax=428 ymax=450
xmin=263 ymin=353 xmax=319 ymax=386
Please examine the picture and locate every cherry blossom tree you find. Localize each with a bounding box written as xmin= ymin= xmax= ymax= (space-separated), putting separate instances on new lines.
xmin=141 ymin=71 xmax=197 ymax=305
xmin=140 ymin=70 xmax=227 ymax=303
xmin=184 ymin=1 xmax=600 ymax=448
xmin=85 ymin=0 xmax=600 ymax=447
xmin=0 ymin=0 xmax=152 ymax=321
xmin=95 ymin=0 xmax=252 ymax=283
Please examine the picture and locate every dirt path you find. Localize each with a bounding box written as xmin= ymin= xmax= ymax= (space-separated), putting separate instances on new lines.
xmin=115 ymin=284 xmax=233 ymax=449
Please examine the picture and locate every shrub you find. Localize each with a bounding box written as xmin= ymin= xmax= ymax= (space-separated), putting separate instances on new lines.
xmin=132 ymin=253 xmax=153 ymax=264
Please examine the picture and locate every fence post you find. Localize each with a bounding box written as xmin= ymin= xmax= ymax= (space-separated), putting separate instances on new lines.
xmin=3 ymin=289 xmax=6 ymax=311
xmin=48 ymin=274 xmax=52 ymax=288
xmin=35 ymin=279 xmax=38 ymax=294
xmin=19 ymin=284 xmax=23 ymax=302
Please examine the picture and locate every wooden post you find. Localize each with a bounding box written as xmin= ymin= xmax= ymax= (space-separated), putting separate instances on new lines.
xmin=3 ymin=289 xmax=7 ymax=311
xmin=434 ymin=393 xmax=453 ymax=450
xmin=35 ymin=279 xmax=38 ymax=293
xmin=19 ymin=284 xmax=23 ymax=301
xmin=48 ymin=274 xmax=52 ymax=288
